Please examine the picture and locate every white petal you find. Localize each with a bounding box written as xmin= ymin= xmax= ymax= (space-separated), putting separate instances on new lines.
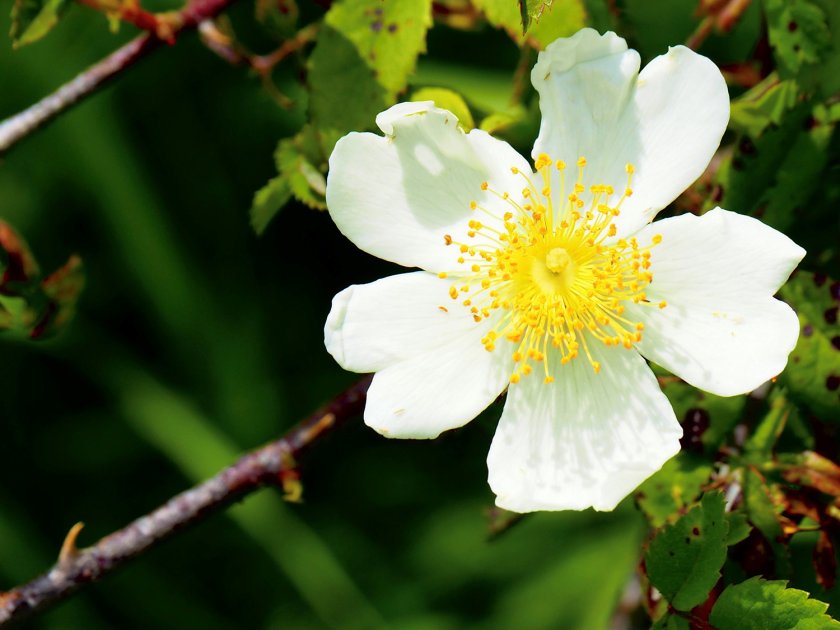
xmin=364 ymin=315 xmax=511 ymax=439
xmin=532 ymin=29 xmax=729 ymax=237
xmin=626 ymin=208 xmax=806 ymax=396
xmin=325 ymin=271 xmax=484 ymax=373
xmin=487 ymin=340 xmax=682 ymax=512
xmin=327 ymin=101 xmax=532 ymax=273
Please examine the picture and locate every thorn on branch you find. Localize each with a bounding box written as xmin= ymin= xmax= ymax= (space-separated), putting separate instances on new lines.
xmin=58 ymin=523 xmax=85 ymax=567
xmin=0 ymin=376 xmax=372 ymax=625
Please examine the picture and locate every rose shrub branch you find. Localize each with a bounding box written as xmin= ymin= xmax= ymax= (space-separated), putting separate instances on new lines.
xmin=0 ymin=0 xmax=237 ymax=155
xmin=0 ymin=376 xmax=371 ymax=626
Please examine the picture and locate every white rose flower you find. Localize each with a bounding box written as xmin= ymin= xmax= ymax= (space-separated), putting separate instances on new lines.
xmin=323 ymin=29 xmax=806 ymax=512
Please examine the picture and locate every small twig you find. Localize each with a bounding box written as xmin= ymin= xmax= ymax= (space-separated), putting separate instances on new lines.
xmin=75 ymin=0 xmax=173 ymax=39
xmin=687 ymin=0 xmax=753 ymax=50
xmin=0 ymin=376 xmax=372 ymax=626
xmin=0 ymin=0 xmax=237 ymax=155
xmin=0 ymin=34 xmax=159 ymax=154
xmin=198 ymin=20 xmax=318 ymax=108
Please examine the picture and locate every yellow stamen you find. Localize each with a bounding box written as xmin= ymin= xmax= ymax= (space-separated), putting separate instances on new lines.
xmin=442 ymin=154 xmax=663 ymax=385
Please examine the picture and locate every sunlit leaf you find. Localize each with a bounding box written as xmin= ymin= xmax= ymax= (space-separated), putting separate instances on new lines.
xmin=10 ymin=0 xmax=68 ymax=48
xmin=274 ymin=126 xmax=327 ymax=210
xmin=250 ymin=174 xmax=292 ymax=235
xmin=764 ymin=0 xmax=830 ymax=77
xmin=729 ymin=75 xmax=799 ymax=138
xmin=709 ymin=577 xmax=840 ymax=628
xmin=308 ymin=0 xmax=432 ymax=153
xmin=475 ymin=0 xmax=586 ymax=47
xmin=411 ymin=87 xmax=474 ymax=130
xmin=636 ymin=453 xmax=712 ymax=528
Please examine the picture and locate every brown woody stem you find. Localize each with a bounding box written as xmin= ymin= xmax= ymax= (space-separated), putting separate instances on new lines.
xmin=0 ymin=376 xmax=372 ymax=626
xmin=0 ymin=0 xmax=236 ymax=155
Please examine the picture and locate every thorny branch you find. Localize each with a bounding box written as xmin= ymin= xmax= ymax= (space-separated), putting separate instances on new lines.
xmin=0 ymin=0 xmax=238 ymax=155
xmin=0 ymin=376 xmax=372 ymax=626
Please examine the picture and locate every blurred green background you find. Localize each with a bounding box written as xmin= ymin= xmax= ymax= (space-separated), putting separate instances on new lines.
xmin=0 ymin=0 xmax=838 ymax=627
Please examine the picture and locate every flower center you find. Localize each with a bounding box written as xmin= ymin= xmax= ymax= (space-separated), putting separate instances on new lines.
xmin=545 ymin=247 xmax=571 ymax=274
xmin=440 ymin=154 xmax=666 ymax=383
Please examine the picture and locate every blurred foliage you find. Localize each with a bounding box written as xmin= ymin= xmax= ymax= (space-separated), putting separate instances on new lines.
xmin=1 ymin=0 xmax=840 ymax=627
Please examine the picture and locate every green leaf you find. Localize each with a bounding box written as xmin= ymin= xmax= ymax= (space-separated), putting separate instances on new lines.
xmin=10 ymin=0 xmax=68 ymax=48
xmin=519 ymin=0 xmax=558 ymax=33
xmin=308 ymin=0 xmax=432 ymax=153
xmin=636 ymin=453 xmax=712 ymax=528
xmin=651 ymin=614 xmax=690 ymax=630
xmin=778 ymin=272 xmax=840 ymax=418
xmin=645 ymin=492 xmax=728 ymax=612
xmin=726 ymin=511 xmax=752 ymax=546
xmin=716 ymin=99 xmax=834 ymax=233
xmin=764 ymin=0 xmax=831 ymax=77
xmin=251 ymin=126 xmax=329 ymax=234
xmin=274 ymin=127 xmax=327 ymax=210
xmin=709 ymin=577 xmax=840 ymax=629
xmin=33 ymin=254 xmax=84 ymax=339
xmin=742 ymin=467 xmax=792 ymax=575
xmin=250 ymin=175 xmax=292 ymax=235
xmin=411 ymin=87 xmax=474 ymax=130
xmin=0 ymin=221 xmax=83 ymax=338
xmin=729 ymin=76 xmax=799 ymax=138
xmin=479 ymin=103 xmax=541 ymax=152
xmin=745 ymin=390 xmax=792 ymax=458
xmin=475 ymin=0 xmax=586 ymax=47
xmin=798 ymin=0 xmax=840 ymax=97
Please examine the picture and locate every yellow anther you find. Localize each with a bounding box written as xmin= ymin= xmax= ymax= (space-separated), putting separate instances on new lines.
xmin=658 ymin=301 xmax=668 ymax=309
xmin=449 ymin=286 xmax=458 ymax=299
xmin=652 ymin=234 xmax=662 ymax=244
xmin=444 ymin=160 xmax=656 ymax=382
xmin=625 ymin=163 xmax=635 ymax=174
xmin=510 ymin=166 xmax=519 ymax=174
xmin=438 ymin=272 xmax=447 ymax=279
xmin=444 ymin=234 xmax=453 ymax=245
